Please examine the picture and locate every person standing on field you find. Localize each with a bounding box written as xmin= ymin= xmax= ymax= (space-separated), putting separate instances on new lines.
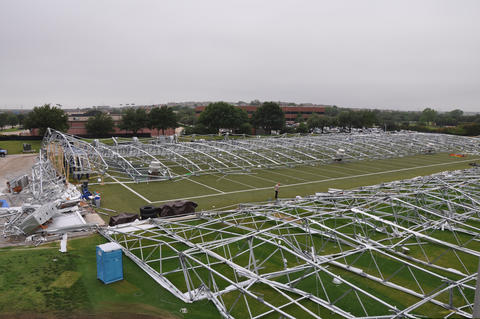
xmin=274 ymin=183 xmax=280 ymax=200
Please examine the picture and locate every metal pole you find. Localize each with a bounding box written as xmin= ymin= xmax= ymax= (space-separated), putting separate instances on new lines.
xmin=473 ymin=257 xmax=480 ymax=318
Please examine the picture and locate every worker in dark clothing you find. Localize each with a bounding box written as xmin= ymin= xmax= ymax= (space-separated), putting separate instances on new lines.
xmin=274 ymin=183 xmax=280 ymax=200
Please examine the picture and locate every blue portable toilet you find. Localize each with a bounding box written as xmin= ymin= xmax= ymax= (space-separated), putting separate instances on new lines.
xmin=0 ymin=200 xmax=9 ymax=208
xmin=96 ymin=242 xmax=123 ymax=284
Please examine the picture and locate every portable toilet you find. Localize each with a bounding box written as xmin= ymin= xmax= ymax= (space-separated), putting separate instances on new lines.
xmin=96 ymin=242 xmax=123 ymax=284
xmin=93 ymin=192 xmax=101 ymax=207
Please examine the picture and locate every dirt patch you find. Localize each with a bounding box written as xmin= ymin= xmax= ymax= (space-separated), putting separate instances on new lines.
xmin=111 ymin=280 xmax=140 ymax=294
xmin=84 ymin=213 xmax=106 ymax=226
xmin=50 ymin=271 xmax=81 ymax=289
xmin=0 ymin=154 xmax=37 ymax=193
xmin=273 ymin=212 xmax=298 ymax=223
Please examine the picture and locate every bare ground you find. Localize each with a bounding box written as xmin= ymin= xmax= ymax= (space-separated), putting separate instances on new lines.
xmin=0 ymin=154 xmax=37 ymax=193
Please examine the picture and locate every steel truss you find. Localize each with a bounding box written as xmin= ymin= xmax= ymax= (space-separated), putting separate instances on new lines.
xmin=101 ymin=167 xmax=480 ymax=318
xmin=43 ymin=130 xmax=480 ymax=182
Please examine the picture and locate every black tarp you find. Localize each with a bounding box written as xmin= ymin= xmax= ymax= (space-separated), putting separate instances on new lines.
xmin=109 ymin=213 xmax=139 ymax=226
xmin=157 ymin=201 xmax=198 ymax=217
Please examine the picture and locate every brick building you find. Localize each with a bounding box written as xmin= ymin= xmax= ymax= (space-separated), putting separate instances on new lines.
xmin=31 ymin=113 xmax=176 ymax=137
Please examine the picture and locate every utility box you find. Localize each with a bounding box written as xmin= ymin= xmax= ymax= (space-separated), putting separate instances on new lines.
xmin=96 ymin=242 xmax=123 ymax=284
xmin=19 ymin=202 xmax=57 ymax=235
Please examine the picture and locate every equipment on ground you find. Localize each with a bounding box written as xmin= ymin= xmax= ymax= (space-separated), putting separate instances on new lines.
xmin=334 ymin=149 xmax=345 ymax=162
xmin=22 ymin=143 xmax=34 ymax=153
xmin=80 ymin=182 xmax=92 ymax=199
xmin=109 ymin=213 xmax=139 ymax=226
xmin=140 ymin=205 xmax=157 ymax=219
xmin=19 ymin=202 xmax=58 ymax=235
xmin=157 ymin=201 xmax=198 ymax=217
xmin=148 ymin=160 xmax=162 ymax=176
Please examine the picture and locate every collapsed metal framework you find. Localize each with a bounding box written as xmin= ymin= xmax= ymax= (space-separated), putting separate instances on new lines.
xmin=1 ymin=154 xmax=83 ymax=237
xmin=43 ymin=129 xmax=480 ymax=182
xmin=101 ymin=167 xmax=480 ymax=318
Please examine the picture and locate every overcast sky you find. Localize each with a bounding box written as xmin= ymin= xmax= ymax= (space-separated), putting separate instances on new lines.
xmin=0 ymin=0 xmax=479 ymax=111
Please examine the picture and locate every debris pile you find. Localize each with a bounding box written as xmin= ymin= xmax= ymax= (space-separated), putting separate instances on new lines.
xmin=1 ymin=154 xmax=104 ymax=244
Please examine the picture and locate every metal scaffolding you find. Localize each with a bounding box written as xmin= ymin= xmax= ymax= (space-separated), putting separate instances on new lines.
xmin=101 ymin=166 xmax=480 ymax=318
xmin=43 ymin=129 xmax=480 ymax=182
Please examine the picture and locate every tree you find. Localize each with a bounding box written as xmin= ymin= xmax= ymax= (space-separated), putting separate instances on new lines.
xmin=295 ymin=113 xmax=304 ymax=123
xmin=419 ymin=108 xmax=438 ymax=124
xmin=324 ymin=106 xmax=339 ymax=117
xmin=238 ymin=122 xmax=252 ymax=134
xmin=460 ymin=123 xmax=480 ymax=136
xmin=176 ymin=107 xmax=196 ymax=125
xmin=149 ymin=106 xmax=178 ymax=135
xmin=448 ymin=109 xmax=464 ymax=120
xmin=359 ymin=110 xmax=377 ymax=128
xmin=0 ymin=112 xmax=8 ymax=130
xmin=307 ymin=114 xmax=330 ymax=133
xmin=337 ymin=110 xmax=353 ymax=132
xmin=85 ymin=112 xmax=114 ymax=136
xmin=119 ymin=108 xmax=147 ymax=134
xmin=252 ymin=102 xmax=285 ymax=135
xmin=23 ymin=104 xmax=69 ymax=136
xmin=16 ymin=113 xmax=26 ymax=127
xmin=296 ymin=122 xmax=308 ymax=133
xmin=7 ymin=113 xmax=18 ymax=127
xmin=198 ymin=102 xmax=249 ymax=133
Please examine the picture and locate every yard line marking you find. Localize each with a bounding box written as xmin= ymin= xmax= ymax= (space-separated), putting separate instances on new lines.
xmin=213 ymin=174 xmax=258 ymax=189
xmin=325 ymin=165 xmax=373 ymax=175
xmin=282 ymin=167 xmax=331 ymax=179
xmin=149 ymin=158 xmax=478 ymax=204
xmin=108 ymin=174 xmax=152 ymax=203
xmin=264 ymin=169 xmax=308 ymax=182
xmin=246 ymin=173 xmax=279 ymax=184
xmin=185 ymin=177 xmax=225 ymax=193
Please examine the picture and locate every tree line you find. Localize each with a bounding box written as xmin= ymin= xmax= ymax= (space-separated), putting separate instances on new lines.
xmin=1 ymin=104 xmax=180 ymax=137
xmin=187 ymin=102 xmax=480 ymax=136
xmin=0 ymin=112 xmax=26 ymax=130
xmin=3 ymin=102 xmax=480 ymax=137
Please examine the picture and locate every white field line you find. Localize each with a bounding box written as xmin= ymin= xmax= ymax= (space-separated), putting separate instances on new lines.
xmin=307 ymin=165 xmax=353 ymax=177
xmin=281 ymin=167 xmax=331 ymax=179
xmin=149 ymin=158 xmax=478 ymax=204
xmin=244 ymin=172 xmax=278 ymax=185
xmin=265 ymin=169 xmax=308 ymax=182
xmin=213 ymin=174 xmax=258 ymax=189
xmin=325 ymin=164 xmax=373 ymax=175
xmin=185 ymin=177 xmax=225 ymax=193
xmin=108 ymin=175 xmax=152 ymax=203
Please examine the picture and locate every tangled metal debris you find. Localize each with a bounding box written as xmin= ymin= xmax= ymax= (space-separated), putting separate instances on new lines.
xmin=1 ymin=152 xmax=97 ymax=240
xmin=101 ymin=167 xmax=480 ymax=318
xmin=43 ymin=129 xmax=480 ymax=182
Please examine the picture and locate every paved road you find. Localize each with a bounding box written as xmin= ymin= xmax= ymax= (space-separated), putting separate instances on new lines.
xmin=0 ymin=154 xmax=37 ymax=193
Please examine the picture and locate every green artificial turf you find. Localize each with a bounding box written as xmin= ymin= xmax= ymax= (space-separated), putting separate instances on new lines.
xmin=89 ymin=153 xmax=480 ymax=215
xmin=0 ymin=140 xmax=42 ymax=154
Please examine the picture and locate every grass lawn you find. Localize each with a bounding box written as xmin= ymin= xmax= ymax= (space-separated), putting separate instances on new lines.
xmin=0 ymin=127 xmax=23 ymax=133
xmin=0 ymin=140 xmax=42 ymax=154
xmin=88 ymin=152 xmax=480 ymax=215
xmin=0 ymin=235 xmax=218 ymax=318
